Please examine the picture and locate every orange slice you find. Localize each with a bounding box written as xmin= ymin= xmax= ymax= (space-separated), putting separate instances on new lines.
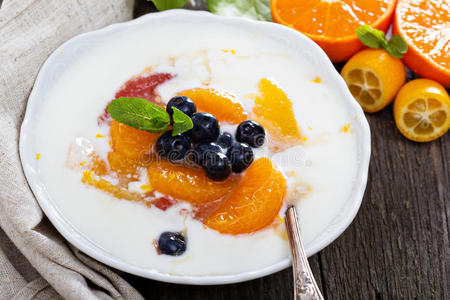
xmin=82 ymin=170 xmax=147 ymax=202
xmin=204 ymin=157 xmax=287 ymax=235
xmin=110 ymin=120 xmax=159 ymax=161
xmin=271 ymin=0 xmax=396 ymax=62
xmin=109 ymin=120 xmax=160 ymax=174
xmin=179 ymin=88 xmax=247 ymax=124
xmin=394 ymin=79 xmax=450 ymax=142
xmin=393 ymin=0 xmax=450 ymax=88
xmin=252 ymin=78 xmax=302 ymax=151
xmin=341 ymin=49 xmax=406 ymax=113
xmin=107 ymin=151 xmax=141 ymax=175
xmin=147 ymin=160 xmax=239 ymax=205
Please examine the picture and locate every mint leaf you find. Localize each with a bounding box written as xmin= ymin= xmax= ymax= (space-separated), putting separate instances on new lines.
xmin=356 ymin=25 xmax=387 ymax=49
xmin=356 ymin=25 xmax=408 ymax=58
xmin=107 ymin=97 xmax=170 ymax=133
xmin=385 ymin=35 xmax=408 ymax=58
xmin=171 ymin=107 xmax=193 ymax=136
xmin=149 ymin=0 xmax=187 ymax=11
xmin=207 ymin=0 xmax=272 ymax=21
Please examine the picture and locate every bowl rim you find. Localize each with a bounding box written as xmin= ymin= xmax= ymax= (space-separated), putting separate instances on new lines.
xmin=19 ymin=9 xmax=371 ymax=285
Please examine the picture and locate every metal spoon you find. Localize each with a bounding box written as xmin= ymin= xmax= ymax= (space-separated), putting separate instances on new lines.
xmin=285 ymin=205 xmax=324 ymax=300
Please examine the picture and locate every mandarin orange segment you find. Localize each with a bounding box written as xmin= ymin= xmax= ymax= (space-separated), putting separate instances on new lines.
xmin=82 ymin=170 xmax=147 ymax=203
xmin=204 ymin=157 xmax=286 ymax=235
xmin=252 ymin=78 xmax=302 ymax=151
xmin=89 ymin=153 xmax=108 ymax=176
xmin=147 ymin=160 xmax=239 ymax=205
xmin=110 ymin=120 xmax=159 ymax=161
xmin=271 ymin=0 xmax=396 ymax=61
xmin=179 ymin=88 xmax=247 ymax=124
xmin=393 ymin=0 xmax=450 ymax=87
xmin=107 ymin=151 xmax=140 ymax=176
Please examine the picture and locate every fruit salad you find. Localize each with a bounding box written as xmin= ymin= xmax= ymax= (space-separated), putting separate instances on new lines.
xmin=74 ymin=70 xmax=300 ymax=254
xmin=35 ymin=21 xmax=359 ymax=275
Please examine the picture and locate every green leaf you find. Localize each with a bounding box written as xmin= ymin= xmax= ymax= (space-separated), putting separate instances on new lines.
xmin=171 ymin=107 xmax=193 ymax=136
xmin=385 ymin=34 xmax=408 ymax=58
xmin=207 ymin=0 xmax=272 ymax=21
xmin=149 ymin=0 xmax=188 ymax=11
xmin=356 ymin=25 xmax=387 ymax=49
xmin=107 ymin=97 xmax=170 ymax=133
xmin=356 ymin=25 xmax=408 ymax=58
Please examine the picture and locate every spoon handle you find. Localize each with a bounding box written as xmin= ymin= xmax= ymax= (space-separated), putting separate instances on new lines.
xmin=285 ymin=205 xmax=324 ymax=300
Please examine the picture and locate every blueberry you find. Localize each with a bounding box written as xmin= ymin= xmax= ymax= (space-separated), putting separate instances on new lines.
xmin=158 ymin=232 xmax=186 ymax=256
xmin=192 ymin=142 xmax=223 ymax=166
xmin=166 ymin=96 xmax=196 ymax=117
xmin=203 ymin=152 xmax=232 ymax=181
xmin=216 ymin=132 xmax=233 ymax=150
xmin=188 ymin=113 xmax=220 ymax=143
xmin=236 ymin=120 xmax=265 ymax=147
xmin=226 ymin=143 xmax=254 ymax=173
xmin=156 ymin=131 xmax=191 ymax=162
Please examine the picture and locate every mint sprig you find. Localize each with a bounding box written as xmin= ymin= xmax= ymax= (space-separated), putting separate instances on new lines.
xmin=386 ymin=35 xmax=408 ymax=59
xmin=107 ymin=98 xmax=170 ymax=133
xmin=107 ymin=97 xmax=193 ymax=135
xmin=172 ymin=107 xmax=194 ymax=136
xmin=356 ymin=25 xmax=408 ymax=58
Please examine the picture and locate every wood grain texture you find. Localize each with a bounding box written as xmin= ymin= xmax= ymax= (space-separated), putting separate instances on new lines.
xmin=125 ymin=2 xmax=450 ymax=298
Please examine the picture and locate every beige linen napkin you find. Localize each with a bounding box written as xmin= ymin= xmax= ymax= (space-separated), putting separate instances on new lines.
xmin=0 ymin=0 xmax=145 ymax=299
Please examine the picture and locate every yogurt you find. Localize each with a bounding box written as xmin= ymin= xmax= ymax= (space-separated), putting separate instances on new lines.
xmin=34 ymin=20 xmax=358 ymax=276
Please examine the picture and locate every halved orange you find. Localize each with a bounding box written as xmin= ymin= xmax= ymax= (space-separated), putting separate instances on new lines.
xmin=341 ymin=49 xmax=406 ymax=113
xmin=179 ymin=88 xmax=247 ymax=124
xmin=271 ymin=0 xmax=396 ymax=62
xmin=394 ymin=79 xmax=450 ymax=142
xmin=393 ymin=0 xmax=450 ymax=88
xmin=204 ymin=157 xmax=287 ymax=235
xmin=147 ymin=160 xmax=239 ymax=205
xmin=252 ymin=78 xmax=302 ymax=151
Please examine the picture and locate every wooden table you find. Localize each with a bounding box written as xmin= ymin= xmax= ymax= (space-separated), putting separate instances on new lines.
xmin=125 ymin=2 xmax=450 ymax=298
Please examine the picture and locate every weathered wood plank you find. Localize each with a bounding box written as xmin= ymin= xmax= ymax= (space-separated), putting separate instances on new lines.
xmin=319 ymin=109 xmax=449 ymax=299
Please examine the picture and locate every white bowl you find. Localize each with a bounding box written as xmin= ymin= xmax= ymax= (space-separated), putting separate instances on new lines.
xmin=20 ymin=10 xmax=371 ymax=285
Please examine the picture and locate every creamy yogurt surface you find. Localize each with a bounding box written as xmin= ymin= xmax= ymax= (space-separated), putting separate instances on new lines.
xmin=33 ymin=19 xmax=358 ymax=276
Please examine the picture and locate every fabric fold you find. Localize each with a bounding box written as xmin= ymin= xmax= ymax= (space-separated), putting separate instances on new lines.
xmin=0 ymin=1 xmax=144 ymax=299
